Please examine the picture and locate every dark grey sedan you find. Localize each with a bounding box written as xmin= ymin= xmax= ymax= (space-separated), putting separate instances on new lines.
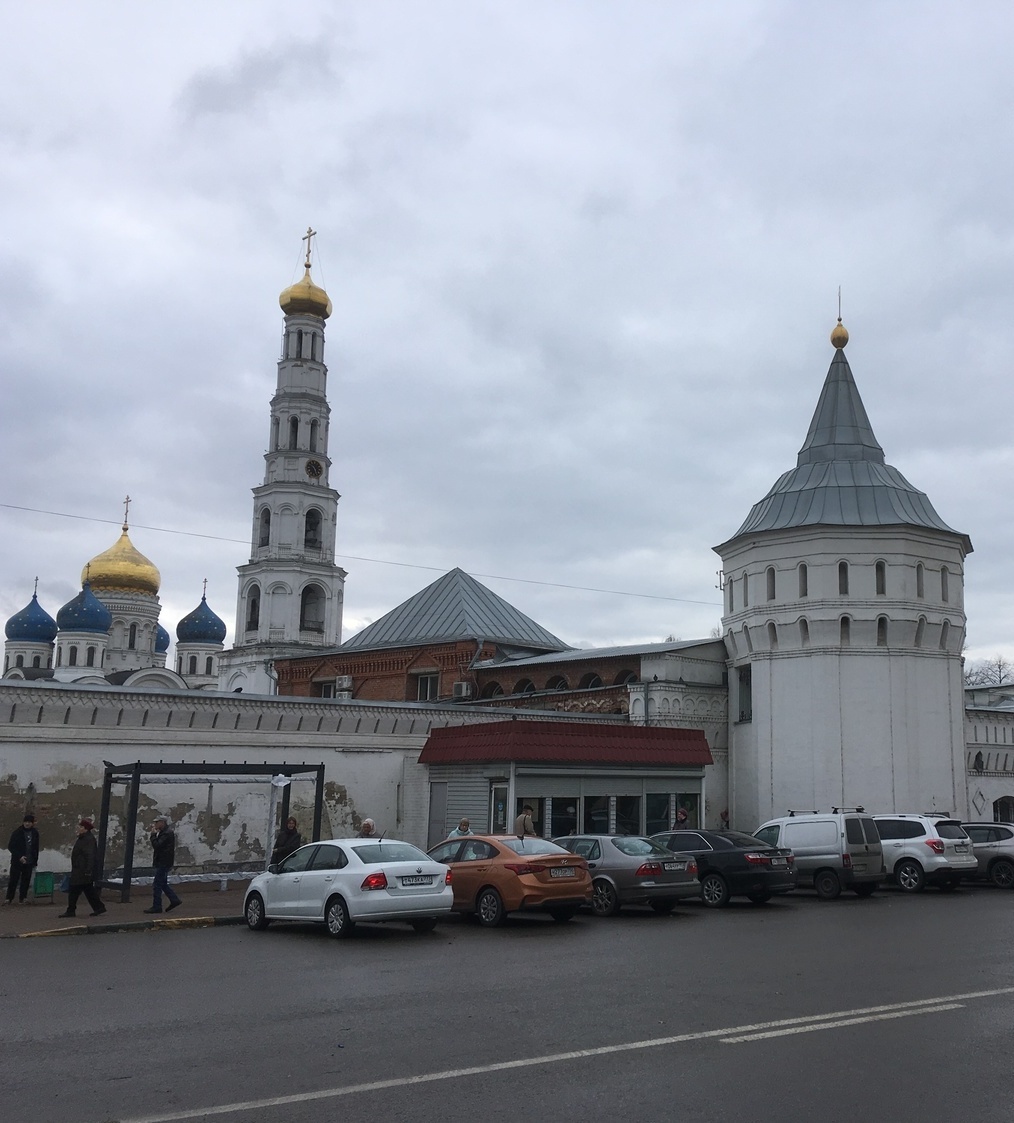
xmin=552 ymin=834 xmax=700 ymax=916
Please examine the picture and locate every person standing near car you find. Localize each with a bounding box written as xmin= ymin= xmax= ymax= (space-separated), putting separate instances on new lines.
xmin=358 ymin=818 xmax=376 ymax=838
xmin=514 ymin=805 xmax=536 ymax=837
xmin=5 ymin=812 xmax=40 ymax=905
xmin=58 ymin=819 xmax=106 ymax=918
xmin=449 ymin=818 xmax=472 ymax=837
xmin=144 ymin=814 xmax=182 ymax=914
xmin=271 ymin=817 xmax=302 ymax=864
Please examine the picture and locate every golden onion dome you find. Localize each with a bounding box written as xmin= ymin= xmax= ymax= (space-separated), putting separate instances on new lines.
xmin=279 ymin=266 xmax=332 ymax=320
xmin=830 ymin=318 xmax=849 ymax=349
xmin=82 ymin=527 xmax=161 ymax=596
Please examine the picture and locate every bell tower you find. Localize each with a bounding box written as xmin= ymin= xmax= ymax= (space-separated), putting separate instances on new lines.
xmin=218 ymin=231 xmax=346 ymax=694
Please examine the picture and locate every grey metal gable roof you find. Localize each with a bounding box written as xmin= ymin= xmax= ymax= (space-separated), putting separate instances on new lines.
xmin=339 ymin=568 xmax=571 ymax=653
xmin=721 ymin=345 xmax=971 ymax=552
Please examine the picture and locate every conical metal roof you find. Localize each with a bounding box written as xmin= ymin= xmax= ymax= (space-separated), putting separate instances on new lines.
xmin=340 ymin=568 xmax=571 ymax=653
xmin=721 ymin=345 xmax=971 ymax=553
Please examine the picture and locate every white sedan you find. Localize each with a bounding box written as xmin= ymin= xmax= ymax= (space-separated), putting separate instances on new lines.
xmin=243 ymin=838 xmax=453 ymax=938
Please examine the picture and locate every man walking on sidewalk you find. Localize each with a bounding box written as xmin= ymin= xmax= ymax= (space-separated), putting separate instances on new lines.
xmin=145 ymin=814 xmax=182 ymax=915
xmin=59 ymin=818 xmax=106 ymax=918
xmin=5 ymin=812 xmax=40 ymax=905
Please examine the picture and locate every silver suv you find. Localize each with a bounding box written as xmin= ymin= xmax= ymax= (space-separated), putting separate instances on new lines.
xmin=754 ymin=809 xmax=884 ymax=900
xmin=961 ymin=822 xmax=1014 ymax=889
xmin=873 ymin=814 xmax=977 ymax=892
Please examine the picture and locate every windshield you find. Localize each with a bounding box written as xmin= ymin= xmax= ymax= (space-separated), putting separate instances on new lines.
xmin=499 ymin=837 xmax=568 ymax=855
xmin=351 ymin=842 xmax=429 ymax=863
xmin=612 ymin=837 xmax=670 ymax=857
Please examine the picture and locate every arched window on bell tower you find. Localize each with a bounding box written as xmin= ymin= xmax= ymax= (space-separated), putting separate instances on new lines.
xmin=246 ymin=584 xmax=261 ymax=632
xmin=304 ymin=508 xmax=322 ymax=550
xmin=288 ymin=417 xmax=299 ymax=449
xmin=299 ymin=585 xmax=326 ymax=633
xmin=128 ymin=623 xmax=137 ymax=650
xmin=259 ymin=508 xmax=271 ymax=547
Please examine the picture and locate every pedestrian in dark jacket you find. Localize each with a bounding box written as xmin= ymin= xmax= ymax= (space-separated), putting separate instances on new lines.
xmin=5 ymin=812 xmax=40 ymax=905
xmin=58 ymin=818 xmax=106 ymax=918
xmin=144 ymin=814 xmax=182 ymax=914
xmin=271 ymin=817 xmax=302 ymax=865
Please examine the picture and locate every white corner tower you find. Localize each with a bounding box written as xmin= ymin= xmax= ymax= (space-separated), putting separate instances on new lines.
xmin=715 ymin=319 xmax=972 ymax=828
xmin=218 ymin=230 xmax=346 ymax=694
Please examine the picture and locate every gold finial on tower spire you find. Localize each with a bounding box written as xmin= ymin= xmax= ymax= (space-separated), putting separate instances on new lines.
xmin=302 ymin=227 xmax=316 ymax=269
xmin=830 ymin=288 xmax=849 ymax=348
xmin=122 ymin=494 xmax=131 ymax=531
xmin=279 ymin=229 xmax=332 ymax=319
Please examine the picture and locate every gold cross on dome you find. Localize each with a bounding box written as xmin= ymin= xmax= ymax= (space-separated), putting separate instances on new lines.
xmin=302 ymin=227 xmax=317 ymax=269
xmin=122 ymin=494 xmax=131 ymax=530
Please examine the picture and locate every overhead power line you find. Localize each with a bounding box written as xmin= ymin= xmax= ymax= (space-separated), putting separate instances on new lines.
xmin=0 ymin=502 xmax=722 ymax=608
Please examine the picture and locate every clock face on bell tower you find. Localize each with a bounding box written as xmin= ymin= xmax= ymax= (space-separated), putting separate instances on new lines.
xmin=305 ymin=459 xmax=323 ymax=479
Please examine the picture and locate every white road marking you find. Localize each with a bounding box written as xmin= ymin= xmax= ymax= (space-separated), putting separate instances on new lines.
xmin=721 ymin=1003 xmax=964 ymax=1042
xmin=119 ymin=986 xmax=1014 ymax=1123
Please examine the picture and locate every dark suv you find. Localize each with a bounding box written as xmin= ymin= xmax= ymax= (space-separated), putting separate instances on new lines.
xmin=652 ymin=829 xmax=796 ymax=907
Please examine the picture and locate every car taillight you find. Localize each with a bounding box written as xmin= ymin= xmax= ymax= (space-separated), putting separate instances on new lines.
xmin=926 ymin=839 xmax=945 ymax=855
xmin=361 ymin=871 xmax=388 ymax=891
xmin=444 ymin=869 xmax=453 ymax=885
xmin=504 ymin=862 xmax=537 ymax=875
xmin=842 ymin=852 xmax=852 ymax=868
xmin=635 ymin=861 xmax=662 ymax=877
xmin=686 ymin=858 xmax=698 ymax=875
xmin=786 ymin=854 xmax=795 ymax=865
xmin=743 ymin=852 xmax=771 ymax=865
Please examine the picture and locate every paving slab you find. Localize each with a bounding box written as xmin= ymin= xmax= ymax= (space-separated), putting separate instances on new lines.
xmin=0 ymin=879 xmax=249 ymax=938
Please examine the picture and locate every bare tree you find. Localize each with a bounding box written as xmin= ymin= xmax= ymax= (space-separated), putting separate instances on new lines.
xmin=964 ymin=654 xmax=1014 ymax=687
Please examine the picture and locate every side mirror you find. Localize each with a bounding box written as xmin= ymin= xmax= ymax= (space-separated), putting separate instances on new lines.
xmin=268 ymin=863 xmax=279 ymax=875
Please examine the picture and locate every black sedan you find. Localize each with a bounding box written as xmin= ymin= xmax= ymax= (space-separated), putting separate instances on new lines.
xmin=651 ymin=829 xmax=796 ymax=907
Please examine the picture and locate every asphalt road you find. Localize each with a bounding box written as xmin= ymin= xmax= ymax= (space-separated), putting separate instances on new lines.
xmin=4 ymin=886 xmax=1012 ymax=1123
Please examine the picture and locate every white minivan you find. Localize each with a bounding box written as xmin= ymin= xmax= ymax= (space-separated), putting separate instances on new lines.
xmin=754 ymin=809 xmax=884 ymax=900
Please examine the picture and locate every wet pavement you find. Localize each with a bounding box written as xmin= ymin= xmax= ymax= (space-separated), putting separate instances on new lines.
xmin=0 ymin=879 xmax=249 ymax=937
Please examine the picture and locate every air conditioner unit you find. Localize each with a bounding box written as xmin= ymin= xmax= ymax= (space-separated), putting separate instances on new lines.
xmin=335 ymin=675 xmax=353 ymax=690
xmin=335 ymin=690 xmax=353 ymax=702
xmin=452 ymin=681 xmax=473 ymax=699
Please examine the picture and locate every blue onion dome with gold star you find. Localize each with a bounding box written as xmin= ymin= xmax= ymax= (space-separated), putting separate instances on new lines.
xmin=176 ymin=595 xmax=227 ymax=644
xmin=82 ymin=525 xmax=161 ymax=596
xmin=56 ymin=582 xmax=113 ymax=634
xmin=155 ymin=624 xmax=171 ymax=654
xmin=5 ymin=593 xmax=58 ymax=643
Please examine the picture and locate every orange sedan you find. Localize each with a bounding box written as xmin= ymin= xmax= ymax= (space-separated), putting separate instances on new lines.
xmin=427 ymin=834 xmax=592 ymax=926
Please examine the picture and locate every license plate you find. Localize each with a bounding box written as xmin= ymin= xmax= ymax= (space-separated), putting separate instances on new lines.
xmin=663 ymin=862 xmax=686 ymax=872
xmin=771 ymin=857 xmax=786 ymax=866
xmin=853 ymin=863 xmax=866 ymax=873
xmin=954 ymin=844 xmax=968 ymax=853
xmin=550 ymin=867 xmax=576 ymax=878
xmin=401 ymin=876 xmax=433 ymax=886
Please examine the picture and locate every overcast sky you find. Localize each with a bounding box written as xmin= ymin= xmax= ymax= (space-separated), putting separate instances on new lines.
xmin=2 ymin=2 xmax=1014 ymax=664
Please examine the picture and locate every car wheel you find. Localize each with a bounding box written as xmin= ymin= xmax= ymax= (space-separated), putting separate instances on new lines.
xmin=244 ymin=892 xmax=269 ymax=931
xmin=853 ymin=883 xmax=877 ymax=898
xmin=591 ymin=878 xmax=621 ymax=917
xmin=990 ymin=859 xmax=1014 ymax=889
xmin=649 ymin=898 xmax=677 ymax=915
xmin=549 ymin=907 xmax=577 ymax=922
xmin=813 ymin=870 xmax=841 ymax=900
xmin=325 ymin=895 xmax=355 ymax=939
xmin=476 ymin=887 xmax=507 ymax=927
xmin=700 ymin=873 xmax=730 ymax=908
xmin=410 ymin=917 xmax=438 ymax=933
xmin=746 ymin=892 xmax=771 ymax=904
xmin=895 ymin=859 xmax=925 ymax=893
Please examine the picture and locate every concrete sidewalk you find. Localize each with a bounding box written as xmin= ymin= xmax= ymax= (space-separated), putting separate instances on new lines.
xmin=0 ymin=880 xmax=250 ymax=938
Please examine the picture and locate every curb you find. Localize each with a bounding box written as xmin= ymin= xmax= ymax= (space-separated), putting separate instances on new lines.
xmin=10 ymin=915 xmax=245 ymax=938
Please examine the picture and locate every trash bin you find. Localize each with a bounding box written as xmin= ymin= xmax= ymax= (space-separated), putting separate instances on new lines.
xmin=33 ymin=871 xmax=55 ymax=902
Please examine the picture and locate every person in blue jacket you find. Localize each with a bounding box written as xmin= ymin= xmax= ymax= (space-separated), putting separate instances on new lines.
xmin=5 ymin=812 xmax=40 ymax=905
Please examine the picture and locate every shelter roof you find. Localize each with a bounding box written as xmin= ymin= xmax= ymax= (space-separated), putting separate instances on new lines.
xmin=418 ymin=719 xmax=712 ymax=767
